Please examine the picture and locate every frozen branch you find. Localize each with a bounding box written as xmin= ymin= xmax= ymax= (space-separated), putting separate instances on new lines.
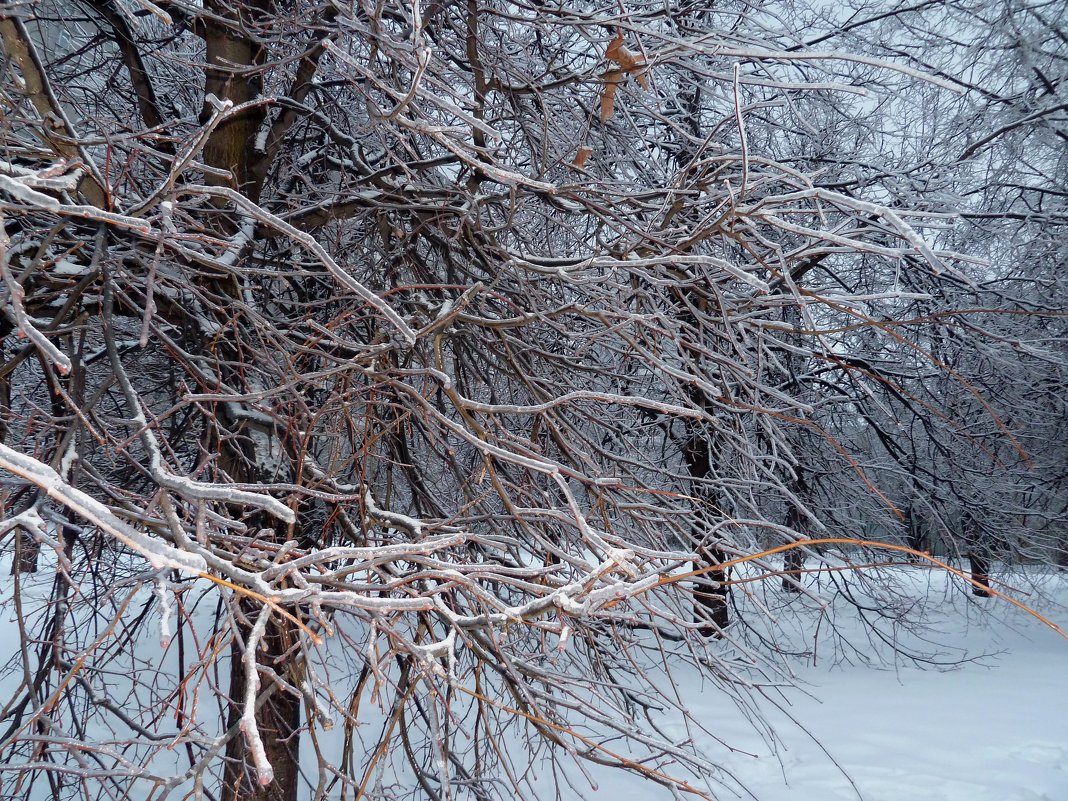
xmin=0 ymin=443 xmax=205 ymax=573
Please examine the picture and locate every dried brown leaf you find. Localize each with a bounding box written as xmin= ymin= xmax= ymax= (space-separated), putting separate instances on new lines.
xmin=600 ymin=69 xmax=624 ymax=121
xmin=599 ymin=35 xmax=650 ymax=120
xmin=606 ymin=34 xmax=642 ymax=72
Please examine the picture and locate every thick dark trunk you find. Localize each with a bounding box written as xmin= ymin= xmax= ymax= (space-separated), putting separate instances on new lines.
xmin=968 ymin=553 xmax=992 ymax=597
xmin=201 ymin=0 xmax=271 ymax=197
xmin=681 ymin=430 xmax=731 ymax=635
xmin=693 ymin=550 xmax=730 ymax=636
xmin=3 ymin=317 xmax=30 ymax=573
xmin=782 ymin=501 xmax=806 ymax=593
xmin=782 ymin=547 xmax=805 ymax=593
xmin=197 ymin=3 xmax=305 ymax=797
xmin=222 ymin=611 xmax=302 ymax=801
xmin=213 ymin=435 xmax=302 ymax=801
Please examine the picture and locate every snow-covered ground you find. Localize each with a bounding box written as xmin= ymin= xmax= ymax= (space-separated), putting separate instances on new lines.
xmin=594 ymin=567 xmax=1068 ymax=801
xmin=0 ymin=556 xmax=1065 ymax=800
xmin=715 ymin=616 xmax=1067 ymax=801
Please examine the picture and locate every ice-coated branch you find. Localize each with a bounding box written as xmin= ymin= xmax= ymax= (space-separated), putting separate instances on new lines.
xmin=0 ymin=443 xmax=205 ymax=574
xmin=154 ymin=577 xmax=173 ymax=648
xmin=103 ymin=273 xmax=296 ymax=525
xmin=0 ymin=174 xmax=150 ymax=231
xmin=238 ymin=606 xmax=274 ymax=787
xmin=0 ymin=225 xmax=72 ymax=374
xmin=181 ymin=184 xmax=418 ymax=345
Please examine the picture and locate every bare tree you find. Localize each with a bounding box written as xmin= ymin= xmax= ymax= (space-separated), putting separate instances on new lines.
xmin=0 ymin=1 xmax=1063 ymax=800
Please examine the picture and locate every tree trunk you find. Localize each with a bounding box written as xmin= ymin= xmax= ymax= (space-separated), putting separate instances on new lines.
xmin=782 ymin=547 xmax=805 ymax=593
xmin=693 ymin=541 xmax=730 ymax=635
xmin=904 ymin=505 xmax=926 ymax=561
xmin=968 ymin=553 xmax=992 ymax=597
xmin=782 ymin=499 xmax=806 ymax=593
xmin=222 ymin=610 xmax=302 ymax=801
xmin=197 ymin=2 xmax=303 ymax=796
xmin=681 ymin=430 xmax=730 ymax=635
xmin=201 ymin=0 xmax=270 ymax=196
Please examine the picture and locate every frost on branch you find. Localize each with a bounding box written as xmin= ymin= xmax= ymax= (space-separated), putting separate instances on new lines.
xmin=0 ymin=1 xmax=1064 ymax=800
xmin=0 ymin=443 xmax=205 ymax=574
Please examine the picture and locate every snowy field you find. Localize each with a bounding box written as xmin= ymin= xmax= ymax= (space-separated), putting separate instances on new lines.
xmin=0 ymin=560 xmax=1065 ymax=800
xmin=593 ymin=567 xmax=1068 ymax=801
